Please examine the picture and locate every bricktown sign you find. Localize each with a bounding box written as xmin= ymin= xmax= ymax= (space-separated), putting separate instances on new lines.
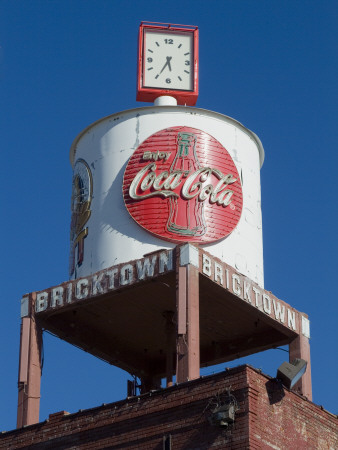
xmin=24 ymin=246 xmax=309 ymax=339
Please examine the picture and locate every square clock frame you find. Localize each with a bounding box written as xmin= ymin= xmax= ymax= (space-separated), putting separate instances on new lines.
xmin=137 ymin=22 xmax=199 ymax=106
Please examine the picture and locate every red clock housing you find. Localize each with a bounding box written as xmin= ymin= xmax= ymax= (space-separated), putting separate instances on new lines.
xmin=136 ymin=22 xmax=199 ymax=106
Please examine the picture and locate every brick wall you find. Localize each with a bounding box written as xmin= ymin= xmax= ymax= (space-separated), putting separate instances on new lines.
xmin=1 ymin=365 xmax=337 ymax=449
xmin=246 ymin=369 xmax=337 ymax=449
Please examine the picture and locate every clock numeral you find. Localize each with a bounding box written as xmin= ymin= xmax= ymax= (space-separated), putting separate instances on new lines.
xmin=147 ymin=57 xmax=153 ymax=63
xmin=166 ymin=78 xmax=171 ymax=84
xmin=164 ymin=39 xmax=173 ymax=44
xmin=185 ymin=60 xmax=190 ymax=66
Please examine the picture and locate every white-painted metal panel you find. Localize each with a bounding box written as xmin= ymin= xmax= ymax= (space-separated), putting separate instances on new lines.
xmin=20 ymin=297 xmax=29 ymax=318
xmin=301 ymin=316 xmax=310 ymax=338
xmin=69 ymin=106 xmax=265 ymax=287
xmin=180 ymin=244 xmax=200 ymax=268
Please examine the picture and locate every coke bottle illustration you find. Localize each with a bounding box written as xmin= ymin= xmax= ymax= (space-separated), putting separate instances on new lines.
xmin=166 ymin=132 xmax=207 ymax=237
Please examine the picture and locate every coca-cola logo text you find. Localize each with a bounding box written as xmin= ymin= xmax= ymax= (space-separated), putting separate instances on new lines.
xmin=123 ymin=127 xmax=243 ymax=244
xmin=129 ymin=162 xmax=237 ymax=208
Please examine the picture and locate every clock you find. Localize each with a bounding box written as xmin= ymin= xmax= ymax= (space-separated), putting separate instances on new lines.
xmin=70 ymin=158 xmax=93 ymax=238
xmin=71 ymin=159 xmax=93 ymax=215
xmin=70 ymin=158 xmax=93 ymax=276
xmin=137 ymin=22 xmax=199 ymax=105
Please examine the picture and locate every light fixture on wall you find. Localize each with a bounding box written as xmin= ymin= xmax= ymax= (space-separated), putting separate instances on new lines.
xmin=277 ymin=358 xmax=307 ymax=389
xmin=207 ymin=388 xmax=238 ymax=428
xmin=209 ymin=403 xmax=236 ymax=428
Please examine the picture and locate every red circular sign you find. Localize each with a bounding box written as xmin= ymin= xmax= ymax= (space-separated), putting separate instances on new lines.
xmin=123 ymin=127 xmax=243 ymax=243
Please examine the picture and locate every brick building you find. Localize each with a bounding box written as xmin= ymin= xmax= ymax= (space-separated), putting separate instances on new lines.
xmin=1 ymin=366 xmax=337 ymax=449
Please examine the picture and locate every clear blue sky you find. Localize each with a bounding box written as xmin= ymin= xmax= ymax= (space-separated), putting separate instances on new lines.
xmin=1 ymin=0 xmax=337 ymax=432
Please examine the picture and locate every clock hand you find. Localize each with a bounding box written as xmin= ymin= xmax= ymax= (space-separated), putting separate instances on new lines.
xmin=166 ymin=56 xmax=172 ymax=72
xmin=159 ymin=56 xmax=172 ymax=75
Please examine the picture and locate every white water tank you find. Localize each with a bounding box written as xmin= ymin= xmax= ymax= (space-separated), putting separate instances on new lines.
xmin=69 ymin=106 xmax=265 ymax=287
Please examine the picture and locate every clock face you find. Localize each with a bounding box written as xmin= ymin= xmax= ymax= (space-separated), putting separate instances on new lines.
xmin=71 ymin=159 xmax=92 ymax=213
xmin=143 ymin=29 xmax=194 ymax=91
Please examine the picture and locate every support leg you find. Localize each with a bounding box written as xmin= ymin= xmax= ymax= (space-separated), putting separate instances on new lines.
xmin=176 ymin=249 xmax=200 ymax=383
xmin=289 ymin=315 xmax=312 ymax=400
xmin=17 ymin=293 xmax=42 ymax=428
xmin=163 ymin=311 xmax=175 ymax=388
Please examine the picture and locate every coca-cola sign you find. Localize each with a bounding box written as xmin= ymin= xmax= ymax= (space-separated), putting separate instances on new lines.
xmin=123 ymin=127 xmax=243 ymax=243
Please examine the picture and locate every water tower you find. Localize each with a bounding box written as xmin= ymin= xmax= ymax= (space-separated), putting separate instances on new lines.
xmin=17 ymin=22 xmax=311 ymax=428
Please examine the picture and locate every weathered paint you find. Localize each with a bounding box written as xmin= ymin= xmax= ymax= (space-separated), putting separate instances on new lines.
xmin=69 ymin=106 xmax=265 ymax=287
xmin=35 ymin=250 xmax=173 ymax=313
xmin=20 ymin=297 xmax=29 ymax=318
xmin=123 ymin=127 xmax=243 ymax=244
xmin=179 ymin=243 xmax=199 ymax=267
xmin=32 ymin=247 xmax=308 ymax=340
xmin=200 ymin=250 xmax=309 ymax=336
xmin=6 ymin=367 xmax=332 ymax=449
